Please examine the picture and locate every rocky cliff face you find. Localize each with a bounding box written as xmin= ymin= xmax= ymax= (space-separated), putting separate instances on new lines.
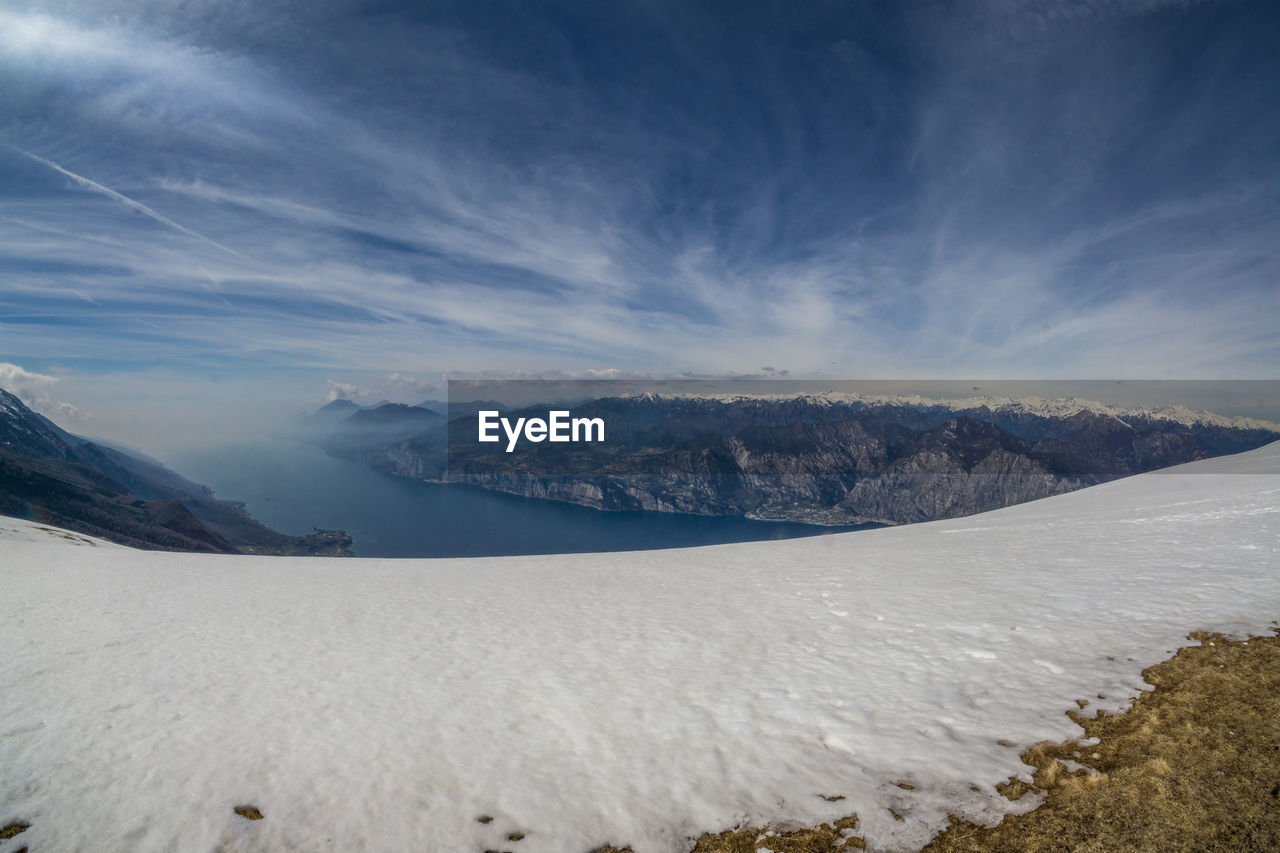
xmin=309 ymin=395 xmax=1278 ymax=527
xmin=448 ymin=415 xmax=1084 ymax=525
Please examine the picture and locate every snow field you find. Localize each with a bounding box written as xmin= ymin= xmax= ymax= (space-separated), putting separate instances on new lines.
xmin=1 ymin=442 xmax=1278 ymax=852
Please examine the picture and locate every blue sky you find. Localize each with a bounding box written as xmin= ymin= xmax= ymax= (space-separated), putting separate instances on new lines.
xmin=1 ymin=0 xmax=1278 ymax=443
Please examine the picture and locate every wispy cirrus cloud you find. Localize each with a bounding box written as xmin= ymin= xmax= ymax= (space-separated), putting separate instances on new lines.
xmin=5 ymin=145 xmax=245 ymax=257
xmin=0 ymin=0 xmax=1276 ymax=446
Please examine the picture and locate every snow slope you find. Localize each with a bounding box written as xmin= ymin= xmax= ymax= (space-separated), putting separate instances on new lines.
xmin=2 ymin=442 xmax=1278 ymax=853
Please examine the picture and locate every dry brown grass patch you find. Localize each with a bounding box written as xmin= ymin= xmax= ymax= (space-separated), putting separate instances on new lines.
xmin=922 ymin=629 xmax=1280 ymax=852
xmin=590 ymin=815 xmax=866 ymax=853
xmin=689 ymin=815 xmax=865 ymax=852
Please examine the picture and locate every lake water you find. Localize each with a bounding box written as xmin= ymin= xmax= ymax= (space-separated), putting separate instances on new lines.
xmin=166 ymin=439 xmax=867 ymax=557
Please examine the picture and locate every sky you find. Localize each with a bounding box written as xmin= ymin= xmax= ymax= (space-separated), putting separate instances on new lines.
xmin=1 ymin=0 xmax=1278 ymax=447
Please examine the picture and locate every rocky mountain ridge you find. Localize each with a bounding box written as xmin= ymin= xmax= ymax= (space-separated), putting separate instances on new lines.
xmin=651 ymin=392 xmax=1280 ymax=433
xmin=308 ymin=394 xmax=1279 ymax=526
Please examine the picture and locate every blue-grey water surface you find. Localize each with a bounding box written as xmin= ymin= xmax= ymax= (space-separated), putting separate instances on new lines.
xmin=167 ymin=439 xmax=865 ymax=557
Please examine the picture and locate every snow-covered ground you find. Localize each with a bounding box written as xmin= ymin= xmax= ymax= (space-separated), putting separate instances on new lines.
xmin=2 ymin=443 xmax=1278 ymax=853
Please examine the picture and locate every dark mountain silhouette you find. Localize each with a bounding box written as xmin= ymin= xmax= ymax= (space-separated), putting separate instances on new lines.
xmin=301 ymin=398 xmax=362 ymax=428
xmin=341 ymin=403 xmax=442 ymax=435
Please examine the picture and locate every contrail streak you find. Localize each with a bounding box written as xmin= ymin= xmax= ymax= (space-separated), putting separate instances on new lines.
xmin=4 ymin=144 xmax=247 ymax=260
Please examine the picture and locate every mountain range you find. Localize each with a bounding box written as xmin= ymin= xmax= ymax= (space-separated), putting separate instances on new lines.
xmin=307 ymin=393 xmax=1280 ymax=526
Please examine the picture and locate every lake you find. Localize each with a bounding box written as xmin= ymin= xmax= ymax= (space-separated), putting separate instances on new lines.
xmin=166 ymin=438 xmax=867 ymax=557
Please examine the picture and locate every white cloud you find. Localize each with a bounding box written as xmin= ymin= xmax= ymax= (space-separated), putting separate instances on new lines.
xmin=0 ymin=363 xmax=85 ymax=422
xmin=322 ymin=374 xmax=441 ymax=405
xmin=325 ymin=381 xmax=360 ymax=402
xmin=382 ymin=373 xmax=441 ymax=398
